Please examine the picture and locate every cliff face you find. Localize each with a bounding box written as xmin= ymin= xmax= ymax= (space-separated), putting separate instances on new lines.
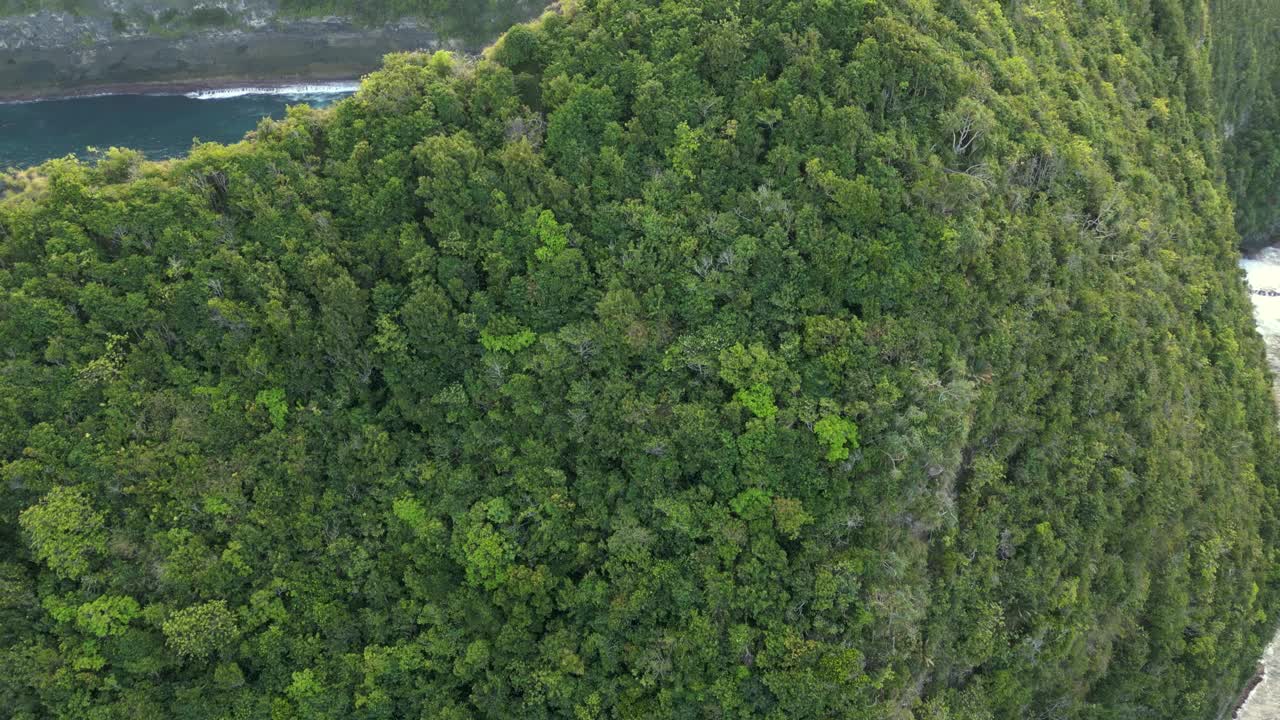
xmin=1211 ymin=0 xmax=1280 ymax=251
xmin=0 ymin=1 xmax=545 ymax=98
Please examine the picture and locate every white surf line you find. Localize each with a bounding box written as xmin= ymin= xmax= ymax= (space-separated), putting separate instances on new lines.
xmin=0 ymin=81 xmax=362 ymax=105
xmin=1241 ymin=250 xmax=1280 ymax=339
xmin=0 ymin=91 xmax=121 ymax=105
xmin=1236 ymin=246 xmax=1280 ymax=720
xmin=184 ymin=82 xmax=361 ymax=100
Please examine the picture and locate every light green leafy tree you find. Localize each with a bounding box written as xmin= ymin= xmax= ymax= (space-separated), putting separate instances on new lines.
xmin=814 ymin=415 xmax=859 ymax=462
xmin=76 ymin=594 xmax=140 ymax=637
xmin=163 ymin=600 xmax=240 ymax=659
xmin=19 ymin=486 xmax=108 ymax=580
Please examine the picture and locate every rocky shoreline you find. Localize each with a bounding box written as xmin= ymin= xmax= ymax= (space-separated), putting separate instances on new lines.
xmin=0 ymin=1 xmax=549 ymax=102
xmin=0 ymin=16 xmax=446 ymax=102
xmin=1234 ymin=250 xmax=1280 ymax=719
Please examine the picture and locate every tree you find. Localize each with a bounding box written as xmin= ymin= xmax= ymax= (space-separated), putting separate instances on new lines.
xmin=18 ymin=487 xmax=107 ymax=581
xmin=162 ymin=600 xmax=240 ymax=660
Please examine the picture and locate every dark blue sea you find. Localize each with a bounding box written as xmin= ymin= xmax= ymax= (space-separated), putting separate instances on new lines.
xmin=0 ymin=83 xmax=357 ymax=169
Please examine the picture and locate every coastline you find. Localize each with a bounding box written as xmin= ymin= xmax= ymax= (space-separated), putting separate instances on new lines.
xmin=1234 ymin=663 xmax=1266 ymax=718
xmin=1235 ymin=253 xmax=1280 ymax=718
xmin=0 ymin=75 xmax=364 ymax=104
xmin=0 ymin=2 xmax=549 ymax=104
xmin=0 ymin=16 xmax=449 ymax=104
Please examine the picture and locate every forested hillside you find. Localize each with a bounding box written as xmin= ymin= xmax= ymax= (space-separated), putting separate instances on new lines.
xmin=3 ymin=0 xmax=1280 ymax=718
xmin=1218 ymin=0 xmax=1280 ymax=251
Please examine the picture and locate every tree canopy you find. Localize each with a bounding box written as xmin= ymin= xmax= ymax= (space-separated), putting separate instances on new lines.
xmin=3 ymin=0 xmax=1280 ymax=718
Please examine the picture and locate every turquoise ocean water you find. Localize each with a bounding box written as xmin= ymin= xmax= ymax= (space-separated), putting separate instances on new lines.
xmin=0 ymin=83 xmax=357 ymax=169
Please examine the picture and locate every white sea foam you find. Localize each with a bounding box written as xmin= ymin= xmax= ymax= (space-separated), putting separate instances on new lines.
xmin=2 ymin=82 xmax=361 ymax=105
xmin=1241 ymin=248 xmax=1280 ymax=340
xmin=184 ymin=82 xmax=360 ymax=100
xmin=1236 ymin=247 xmax=1280 ymax=719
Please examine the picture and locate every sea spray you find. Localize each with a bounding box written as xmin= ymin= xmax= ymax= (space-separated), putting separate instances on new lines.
xmin=183 ymin=82 xmax=361 ymax=100
xmin=1233 ymin=250 xmax=1280 ymax=718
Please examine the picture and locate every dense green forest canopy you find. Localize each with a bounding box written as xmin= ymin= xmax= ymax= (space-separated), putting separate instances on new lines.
xmin=4 ymin=0 xmax=1280 ymax=718
xmin=1219 ymin=0 xmax=1280 ymax=251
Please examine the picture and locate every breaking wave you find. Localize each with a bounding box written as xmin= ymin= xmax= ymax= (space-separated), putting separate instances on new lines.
xmin=184 ymin=82 xmax=360 ymax=100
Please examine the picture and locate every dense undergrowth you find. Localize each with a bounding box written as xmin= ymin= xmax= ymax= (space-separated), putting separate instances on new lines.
xmin=3 ymin=0 xmax=1280 ymax=718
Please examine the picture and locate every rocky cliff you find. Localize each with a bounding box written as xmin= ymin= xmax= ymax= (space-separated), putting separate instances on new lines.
xmin=0 ymin=1 xmax=544 ymax=99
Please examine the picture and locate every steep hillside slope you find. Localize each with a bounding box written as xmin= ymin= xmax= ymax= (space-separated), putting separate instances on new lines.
xmin=2 ymin=0 xmax=1280 ymax=718
xmin=1212 ymin=0 xmax=1280 ymax=252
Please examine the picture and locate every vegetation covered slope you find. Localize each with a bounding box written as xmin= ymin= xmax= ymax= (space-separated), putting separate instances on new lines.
xmin=1219 ymin=2 xmax=1280 ymax=252
xmin=3 ymin=0 xmax=1280 ymax=718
